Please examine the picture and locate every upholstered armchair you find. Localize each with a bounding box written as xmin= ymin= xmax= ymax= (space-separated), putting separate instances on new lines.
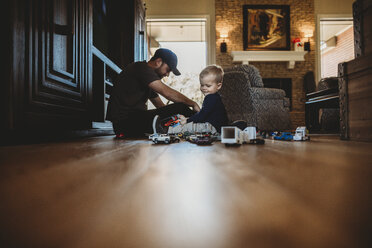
xmin=219 ymin=64 xmax=291 ymax=131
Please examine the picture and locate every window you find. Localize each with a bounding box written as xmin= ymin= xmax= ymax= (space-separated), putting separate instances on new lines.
xmin=147 ymin=18 xmax=207 ymax=108
xmin=320 ymin=18 xmax=354 ymax=78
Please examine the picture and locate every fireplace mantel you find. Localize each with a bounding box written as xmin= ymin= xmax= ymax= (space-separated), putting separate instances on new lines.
xmin=231 ymin=51 xmax=308 ymax=69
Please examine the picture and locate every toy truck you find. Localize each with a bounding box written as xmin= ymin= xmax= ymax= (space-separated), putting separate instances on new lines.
xmin=221 ymin=126 xmax=264 ymax=145
xmin=293 ymin=126 xmax=310 ymax=141
xmin=243 ymin=127 xmax=256 ymax=140
xmin=221 ymin=126 xmax=246 ymax=145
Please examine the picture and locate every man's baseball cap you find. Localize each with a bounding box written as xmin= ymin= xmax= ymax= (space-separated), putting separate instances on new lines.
xmin=153 ymin=48 xmax=181 ymax=76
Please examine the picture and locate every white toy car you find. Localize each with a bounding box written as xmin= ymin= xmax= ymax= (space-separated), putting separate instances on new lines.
xmin=148 ymin=115 xmax=177 ymax=144
xmin=149 ymin=133 xmax=179 ymax=144
xmin=293 ymin=126 xmax=310 ymax=141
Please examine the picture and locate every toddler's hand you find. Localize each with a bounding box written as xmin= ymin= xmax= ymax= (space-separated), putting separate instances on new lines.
xmin=178 ymin=115 xmax=187 ymax=125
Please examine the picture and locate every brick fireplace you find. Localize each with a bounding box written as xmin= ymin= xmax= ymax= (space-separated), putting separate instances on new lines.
xmin=215 ymin=0 xmax=315 ymax=129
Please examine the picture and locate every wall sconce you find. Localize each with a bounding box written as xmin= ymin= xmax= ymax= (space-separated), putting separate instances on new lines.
xmin=304 ymin=34 xmax=312 ymax=51
xmin=220 ymin=34 xmax=228 ymax=53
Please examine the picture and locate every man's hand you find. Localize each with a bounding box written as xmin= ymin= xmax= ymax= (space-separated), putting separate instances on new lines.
xmin=178 ymin=115 xmax=188 ymax=125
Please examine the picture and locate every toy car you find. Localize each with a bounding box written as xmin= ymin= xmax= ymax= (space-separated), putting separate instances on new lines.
xmin=186 ymin=134 xmax=201 ymax=144
xmin=248 ymin=138 xmax=265 ymax=144
xmin=149 ymin=133 xmax=180 ymax=144
xmin=164 ymin=115 xmax=181 ymax=127
xmin=185 ymin=134 xmax=214 ymax=145
xmin=195 ymin=134 xmax=214 ymax=145
xmin=274 ymin=132 xmax=293 ymax=141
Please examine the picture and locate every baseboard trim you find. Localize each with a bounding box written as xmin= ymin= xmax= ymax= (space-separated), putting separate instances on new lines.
xmin=1 ymin=127 xmax=114 ymax=146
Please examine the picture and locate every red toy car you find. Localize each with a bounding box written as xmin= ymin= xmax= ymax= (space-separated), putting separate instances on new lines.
xmin=164 ymin=115 xmax=181 ymax=127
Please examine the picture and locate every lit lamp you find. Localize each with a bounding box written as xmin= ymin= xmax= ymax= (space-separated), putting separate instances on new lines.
xmin=304 ymin=34 xmax=312 ymax=51
xmin=220 ymin=34 xmax=228 ymax=53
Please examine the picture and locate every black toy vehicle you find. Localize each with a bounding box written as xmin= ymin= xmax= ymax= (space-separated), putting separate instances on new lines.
xmin=187 ymin=134 xmax=214 ymax=145
xmin=195 ymin=135 xmax=214 ymax=145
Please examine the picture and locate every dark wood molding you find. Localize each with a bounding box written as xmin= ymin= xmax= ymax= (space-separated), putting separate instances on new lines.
xmin=339 ymin=53 xmax=372 ymax=141
xmin=338 ymin=62 xmax=349 ymax=140
xmin=353 ymin=0 xmax=364 ymax=58
xmin=338 ymin=0 xmax=372 ymax=142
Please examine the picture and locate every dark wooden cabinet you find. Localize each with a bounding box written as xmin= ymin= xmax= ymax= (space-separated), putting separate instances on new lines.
xmin=3 ymin=0 xmax=93 ymax=131
xmin=339 ymin=0 xmax=372 ymax=142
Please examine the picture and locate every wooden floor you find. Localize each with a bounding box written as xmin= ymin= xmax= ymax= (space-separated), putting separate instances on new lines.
xmin=0 ymin=135 xmax=371 ymax=248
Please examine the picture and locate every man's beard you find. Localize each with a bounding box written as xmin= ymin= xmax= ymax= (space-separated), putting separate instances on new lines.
xmin=154 ymin=67 xmax=164 ymax=78
xmin=155 ymin=63 xmax=167 ymax=78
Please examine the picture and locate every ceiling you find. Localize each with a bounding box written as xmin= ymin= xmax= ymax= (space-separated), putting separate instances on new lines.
xmin=147 ymin=19 xmax=206 ymax=44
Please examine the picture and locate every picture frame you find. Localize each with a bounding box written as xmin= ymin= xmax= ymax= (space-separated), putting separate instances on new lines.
xmin=243 ymin=5 xmax=290 ymax=50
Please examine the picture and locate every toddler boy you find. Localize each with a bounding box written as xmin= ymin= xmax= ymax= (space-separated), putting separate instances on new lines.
xmin=164 ymin=65 xmax=229 ymax=134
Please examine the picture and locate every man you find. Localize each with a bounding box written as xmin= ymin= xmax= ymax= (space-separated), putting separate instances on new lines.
xmin=106 ymin=48 xmax=200 ymax=138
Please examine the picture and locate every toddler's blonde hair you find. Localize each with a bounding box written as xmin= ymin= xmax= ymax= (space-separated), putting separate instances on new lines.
xmin=199 ymin=65 xmax=224 ymax=83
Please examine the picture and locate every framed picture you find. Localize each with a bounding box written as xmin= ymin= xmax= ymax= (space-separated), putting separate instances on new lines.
xmin=243 ymin=5 xmax=290 ymax=50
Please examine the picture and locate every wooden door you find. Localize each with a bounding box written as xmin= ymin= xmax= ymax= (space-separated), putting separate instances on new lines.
xmin=8 ymin=0 xmax=93 ymax=130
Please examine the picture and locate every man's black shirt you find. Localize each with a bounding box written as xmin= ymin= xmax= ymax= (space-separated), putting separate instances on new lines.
xmin=106 ymin=62 xmax=159 ymax=122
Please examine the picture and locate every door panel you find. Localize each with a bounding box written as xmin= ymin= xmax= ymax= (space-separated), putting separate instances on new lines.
xmin=24 ymin=0 xmax=92 ymax=128
xmin=51 ymin=0 xmax=74 ymax=77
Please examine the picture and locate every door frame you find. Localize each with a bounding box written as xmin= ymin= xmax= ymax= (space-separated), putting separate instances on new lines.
xmin=315 ymin=14 xmax=353 ymax=83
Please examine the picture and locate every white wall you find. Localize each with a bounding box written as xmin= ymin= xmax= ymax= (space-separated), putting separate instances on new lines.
xmin=145 ymin=0 xmax=216 ymax=64
xmin=314 ymin=0 xmax=354 ymax=14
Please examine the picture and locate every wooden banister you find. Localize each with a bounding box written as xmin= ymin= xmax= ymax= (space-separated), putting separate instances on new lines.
xmin=92 ymin=46 xmax=122 ymax=74
xmin=92 ymin=46 xmax=122 ymax=122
